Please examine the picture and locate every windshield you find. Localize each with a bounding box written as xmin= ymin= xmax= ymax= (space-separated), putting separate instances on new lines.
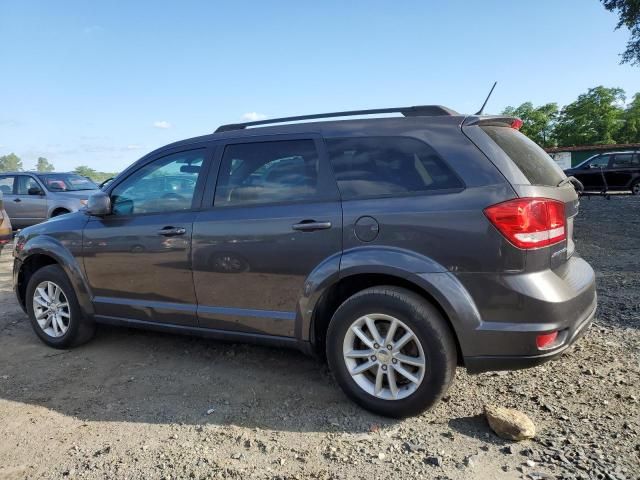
xmin=41 ymin=174 xmax=98 ymax=192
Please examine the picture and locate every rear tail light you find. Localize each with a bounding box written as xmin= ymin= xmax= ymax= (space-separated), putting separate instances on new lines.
xmin=484 ymin=198 xmax=566 ymax=249
xmin=536 ymin=331 xmax=558 ymax=349
xmin=510 ymin=118 xmax=524 ymax=130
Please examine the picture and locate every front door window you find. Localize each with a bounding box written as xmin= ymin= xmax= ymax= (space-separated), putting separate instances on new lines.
xmin=111 ymin=150 xmax=205 ymax=215
xmin=587 ymin=156 xmax=610 ymax=169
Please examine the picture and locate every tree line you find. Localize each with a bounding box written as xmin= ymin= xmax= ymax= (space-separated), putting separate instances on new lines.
xmin=0 ymin=154 xmax=117 ymax=183
xmin=503 ymin=86 xmax=639 ymax=148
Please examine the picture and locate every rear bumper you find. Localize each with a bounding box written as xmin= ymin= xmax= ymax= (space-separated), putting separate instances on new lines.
xmin=464 ymin=300 xmax=595 ymax=373
xmin=455 ymin=255 xmax=597 ymax=373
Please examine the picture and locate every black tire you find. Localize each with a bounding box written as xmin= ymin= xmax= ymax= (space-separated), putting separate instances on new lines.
xmin=326 ymin=286 xmax=457 ymax=418
xmin=631 ymin=179 xmax=640 ymax=196
xmin=25 ymin=264 xmax=95 ymax=349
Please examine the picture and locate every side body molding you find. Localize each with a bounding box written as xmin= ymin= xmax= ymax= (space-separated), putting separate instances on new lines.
xmin=297 ymin=246 xmax=483 ymax=356
xmin=15 ymin=234 xmax=95 ymax=318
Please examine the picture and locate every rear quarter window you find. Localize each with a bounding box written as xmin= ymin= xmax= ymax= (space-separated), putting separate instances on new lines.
xmin=325 ymin=136 xmax=463 ymax=200
xmin=481 ymin=126 xmax=564 ymax=186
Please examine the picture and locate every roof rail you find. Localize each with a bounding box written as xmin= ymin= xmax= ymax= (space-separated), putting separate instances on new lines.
xmin=214 ymin=105 xmax=458 ymax=133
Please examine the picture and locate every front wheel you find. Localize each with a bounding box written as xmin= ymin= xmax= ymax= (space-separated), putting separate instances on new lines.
xmin=326 ymin=286 xmax=457 ymax=418
xmin=26 ymin=265 xmax=95 ymax=348
xmin=631 ymin=180 xmax=640 ymax=196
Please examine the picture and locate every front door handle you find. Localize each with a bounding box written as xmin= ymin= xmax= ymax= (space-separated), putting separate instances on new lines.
xmin=157 ymin=226 xmax=187 ymax=237
xmin=13 ymin=198 xmax=21 ymax=203
xmin=291 ymin=220 xmax=332 ymax=232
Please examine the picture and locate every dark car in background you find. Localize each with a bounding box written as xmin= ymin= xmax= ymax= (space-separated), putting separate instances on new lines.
xmin=564 ymin=150 xmax=640 ymax=194
xmin=0 ymin=172 xmax=99 ymax=229
xmin=12 ymin=105 xmax=596 ymax=417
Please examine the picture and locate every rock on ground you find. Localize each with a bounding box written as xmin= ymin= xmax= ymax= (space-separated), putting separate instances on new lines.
xmin=484 ymin=404 xmax=536 ymax=441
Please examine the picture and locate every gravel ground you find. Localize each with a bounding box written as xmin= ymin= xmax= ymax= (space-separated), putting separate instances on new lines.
xmin=0 ymin=195 xmax=638 ymax=480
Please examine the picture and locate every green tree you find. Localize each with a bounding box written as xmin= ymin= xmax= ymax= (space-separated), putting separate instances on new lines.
xmin=73 ymin=165 xmax=117 ymax=184
xmin=36 ymin=157 xmax=55 ymax=172
xmin=502 ymin=102 xmax=559 ymax=147
xmin=618 ymin=92 xmax=640 ymax=143
xmin=73 ymin=165 xmax=98 ymax=179
xmin=0 ymin=153 xmax=23 ymax=172
xmin=554 ymin=86 xmax=626 ymax=146
xmin=601 ymin=0 xmax=640 ymax=65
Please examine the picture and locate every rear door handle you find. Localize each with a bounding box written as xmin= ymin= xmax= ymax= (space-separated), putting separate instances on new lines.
xmin=13 ymin=198 xmax=21 ymax=203
xmin=291 ymin=221 xmax=332 ymax=232
xmin=157 ymin=226 xmax=187 ymax=236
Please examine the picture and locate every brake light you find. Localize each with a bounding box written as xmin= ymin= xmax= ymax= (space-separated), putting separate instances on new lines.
xmin=510 ymin=118 xmax=523 ymax=130
xmin=484 ymin=198 xmax=566 ymax=249
xmin=536 ymin=331 xmax=558 ymax=349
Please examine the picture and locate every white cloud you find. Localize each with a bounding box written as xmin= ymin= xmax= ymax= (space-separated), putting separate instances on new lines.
xmin=152 ymin=120 xmax=172 ymax=129
xmin=241 ymin=112 xmax=267 ymax=122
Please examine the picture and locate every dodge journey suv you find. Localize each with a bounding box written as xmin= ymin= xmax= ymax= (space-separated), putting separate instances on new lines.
xmin=13 ymin=106 xmax=596 ymax=417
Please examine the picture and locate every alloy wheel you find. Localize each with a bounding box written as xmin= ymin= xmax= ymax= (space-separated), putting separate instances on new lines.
xmin=32 ymin=280 xmax=71 ymax=338
xmin=343 ymin=313 xmax=426 ymax=400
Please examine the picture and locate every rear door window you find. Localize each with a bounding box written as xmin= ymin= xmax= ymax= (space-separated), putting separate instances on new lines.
xmin=325 ymin=136 xmax=462 ymax=199
xmin=214 ymin=139 xmax=321 ymax=207
xmin=481 ymin=126 xmax=564 ymax=186
xmin=611 ymin=153 xmax=634 ymax=168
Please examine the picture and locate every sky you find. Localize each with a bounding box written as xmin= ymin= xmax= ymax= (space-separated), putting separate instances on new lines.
xmin=0 ymin=1 xmax=638 ymax=172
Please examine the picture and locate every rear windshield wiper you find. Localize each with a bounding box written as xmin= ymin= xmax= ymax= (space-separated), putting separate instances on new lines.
xmin=558 ymin=176 xmax=583 ymax=193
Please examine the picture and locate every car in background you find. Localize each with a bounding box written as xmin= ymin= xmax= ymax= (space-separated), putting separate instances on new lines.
xmin=0 ymin=172 xmax=99 ymax=229
xmin=0 ymin=191 xmax=12 ymax=252
xmin=564 ymin=150 xmax=640 ymax=194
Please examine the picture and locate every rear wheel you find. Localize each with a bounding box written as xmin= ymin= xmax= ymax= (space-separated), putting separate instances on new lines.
xmin=326 ymin=286 xmax=457 ymax=418
xmin=26 ymin=265 xmax=95 ymax=348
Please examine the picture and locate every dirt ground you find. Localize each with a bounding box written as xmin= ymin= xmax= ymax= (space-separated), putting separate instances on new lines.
xmin=0 ymin=195 xmax=638 ymax=480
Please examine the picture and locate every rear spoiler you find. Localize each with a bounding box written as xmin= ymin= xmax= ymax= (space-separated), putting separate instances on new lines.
xmin=462 ymin=116 xmax=523 ymax=130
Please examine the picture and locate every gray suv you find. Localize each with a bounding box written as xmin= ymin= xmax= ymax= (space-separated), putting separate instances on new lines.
xmin=12 ymin=106 xmax=596 ymax=417
xmin=0 ymin=172 xmax=99 ymax=229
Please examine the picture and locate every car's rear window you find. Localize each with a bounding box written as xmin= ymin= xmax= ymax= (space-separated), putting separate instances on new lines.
xmin=481 ymin=126 xmax=564 ymax=186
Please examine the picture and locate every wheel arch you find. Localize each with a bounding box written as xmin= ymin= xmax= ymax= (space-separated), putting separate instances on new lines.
xmin=15 ymin=236 xmax=94 ymax=317
xmin=302 ymin=248 xmax=482 ymax=364
xmin=50 ymin=207 xmax=71 ymax=218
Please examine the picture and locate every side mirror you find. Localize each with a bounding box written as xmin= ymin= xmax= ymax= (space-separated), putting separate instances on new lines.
xmin=86 ymin=192 xmax=112 ymax=216
xmin=28 ymin=187 xmax=45 ymax=196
